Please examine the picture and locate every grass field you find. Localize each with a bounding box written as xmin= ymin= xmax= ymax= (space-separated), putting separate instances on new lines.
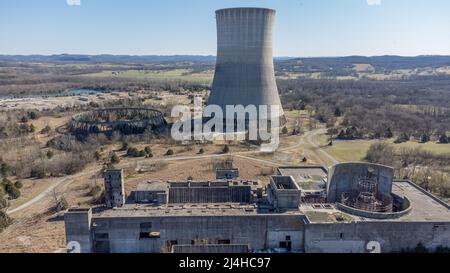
xmin=83 ymin=69 xmax=213 ymax=84
xmin=314 ymin=134 xmax=450 ymax=162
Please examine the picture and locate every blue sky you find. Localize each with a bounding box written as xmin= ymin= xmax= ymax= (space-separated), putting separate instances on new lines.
xmin=0 ymin=0 xmax=449 ymax=56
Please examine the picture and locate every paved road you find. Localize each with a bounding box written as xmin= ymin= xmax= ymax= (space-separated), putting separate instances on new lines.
xmin=7 ymin=127 xmax=339 ymax=215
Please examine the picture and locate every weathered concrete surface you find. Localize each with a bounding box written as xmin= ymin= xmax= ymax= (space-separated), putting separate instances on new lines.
xmin=327 ymin=162 xmax=394 ymax=203
xmin=305 ymin=221 xmax=450 ymax=253
xmin=208 ymin=8 xmax=284 ymax=120
xmin=91 ymin=214 xmax=305 ymax=253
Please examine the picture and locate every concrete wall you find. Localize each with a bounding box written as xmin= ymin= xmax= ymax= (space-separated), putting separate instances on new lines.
xmin=64 ymin=208 xmax=92 ymax=253
xmin=134 ymin=190 xmax=168 ymax=204
xmin=172 ymin=244 xmax=249 ymax=253
xmin=268 ymin=176 xmax=301 ymax=210
xmin=90 ymin=214 xmax=306 ymax=253
xmin=104 ymin=170 xmax=125 ymax=208
xmin=305 ymin=221 xmax=450 ymax=253
xmin=327 ymin=162 xmax=394 ymax=203
xmin=208 ymin=8 xmax=284 ymax=120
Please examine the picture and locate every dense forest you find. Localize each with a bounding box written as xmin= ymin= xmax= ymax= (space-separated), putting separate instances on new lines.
xmin=279 ymin=76 xmax=450 ymax=142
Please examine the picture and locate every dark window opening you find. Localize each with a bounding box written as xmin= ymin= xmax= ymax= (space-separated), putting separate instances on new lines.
xmin=94 ymin=233 xmax=109 ymax=240
xmin=279 ymin=241 xmax=292 ymax=251
xmin=340 ymin=233 xmax=344 ymax=239
xmin=285 ymin=235 xmax=291 ymax=241
xmin=218 ymin=239 xmax=231 ymax=245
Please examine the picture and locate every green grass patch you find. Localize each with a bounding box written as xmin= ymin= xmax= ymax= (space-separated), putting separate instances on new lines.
xmin=314 ymin=134 xmax=450 ymax=163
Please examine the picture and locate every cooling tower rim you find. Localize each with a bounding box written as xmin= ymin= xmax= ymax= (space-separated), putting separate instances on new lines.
xmin=216 ymin=7 xmax=276 ymax=14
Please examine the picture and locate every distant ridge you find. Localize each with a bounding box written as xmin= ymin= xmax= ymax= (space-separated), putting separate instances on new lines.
xmin=0 ymin=54 xmax=449 ymax=70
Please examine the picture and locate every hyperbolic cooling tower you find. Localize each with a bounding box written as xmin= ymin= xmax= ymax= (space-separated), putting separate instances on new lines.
xmin=208 ymin=8 xmax=284 ymax=122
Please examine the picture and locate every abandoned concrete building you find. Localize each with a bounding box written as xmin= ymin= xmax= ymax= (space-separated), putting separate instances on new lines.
xmin=65 ymin=162 xmax=450 ymax=253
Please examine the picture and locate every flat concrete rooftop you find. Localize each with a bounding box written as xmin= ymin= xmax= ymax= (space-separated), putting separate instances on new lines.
xmin=95 ymin=203 xmax=303 ymax=218
xmin=391 ymin=180 xmax=450 ymax=222
xmin=300 ymin=181 xmax=450 ymax=223
xmin=136 ymin=181 xmax=168 ymax=192
xmin=95 ymin=180 xmax=449 ymax=222
xmin=277 ymin=166 xmax=327 ymax=191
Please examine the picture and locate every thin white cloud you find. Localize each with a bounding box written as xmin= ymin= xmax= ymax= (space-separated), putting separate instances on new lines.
xmin=67 ymin=0 xmax=81 ymax=6
xmin=366 ymin=0 xmax=381 ymax=5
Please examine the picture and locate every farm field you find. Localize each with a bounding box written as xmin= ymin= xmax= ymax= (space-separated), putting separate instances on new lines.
xmin=314 ymin=134 xmax=450 ymax=162
xmin=82 ymin=69 xmax=213 ymax=84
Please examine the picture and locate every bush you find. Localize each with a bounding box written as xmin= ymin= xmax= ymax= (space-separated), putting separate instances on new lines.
xmin=7 ymin=186 xmax=20 ymax=199
xmin=0 ymin=196 xmax=8 ymax=210
xmin=54 ymin=197 xmax=69 ymax=212
xmin=40 ymin=125 xmax=52 ymax=134
xmin=222 ymin=145 xmax=230 ymax=154
xmin=31 ymin=168 xmax=46 ymax=179
xmin=46 ymin=150 xmax=54 ymax=159
xmin=0 ymin=211 xmax=12 ymax=233
xmin=438 ymin=134 xmax=449 ymax=144
xmin=0 ymin=163 xmax=10 ymax=177
xmin=110 ymin=153 xmax=120 ymax=164
xmin=282 ymin=127 xmax=288 ymax=134
xmin=187 ymin=176 xmax=194 ymax=181
xmin=120 ymin=142 xmax=129 ymax=151
xmin=14 ymin=181 xmax=23 ymax=189
xmin=144 ymin=146 xmax=152 ymax=155
xmin=94 ymin=151 xmax=101 ymax=161
xmin=394 ymin=133 xmax=409 ymax=144
xmin=198 ymin=148 xmax=205 ymax=154
xmin=28 ymin=111 xmax=38 ymax=120
xmin=127 ymin=147 xmax=139 ymax=157
xmin=165 ymin=149 xmax=174 ymax=156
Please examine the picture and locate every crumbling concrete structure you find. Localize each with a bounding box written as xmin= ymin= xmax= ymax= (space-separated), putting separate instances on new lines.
xmin=103 ymin=169 xmax=125 ymax=208
xmin=65 ymin=162 xmax=450 ymax=253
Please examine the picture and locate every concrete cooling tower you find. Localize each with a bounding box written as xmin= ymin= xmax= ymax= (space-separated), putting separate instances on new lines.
xmin=208 ymin=7 xmax=284 ymax=123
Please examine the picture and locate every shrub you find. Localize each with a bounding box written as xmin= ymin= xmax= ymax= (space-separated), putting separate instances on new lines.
xmin=46 ymin=150 xmax=54 ymax=159
xmin=8 ymin=186 xmax=20 ymax=199
xmin=282 ymin=127 xmax=288 ymax=134
xmin=28 ymin=111 xmax=38 ymax=120
xmin=198 ymin=148 xmax=205 ymax=154
xmin=31 ymin=168 xmax=46 ymax=179
xmin=0 ymin=211 xmax=12 ymax=233
xmin=144 ymin=146 xmax=152 ymax=155
xmin=54 ymin=197 xmax=69 ymax=212
xmin=222 ymin=145 xmax=230 ymax=154
xmin=165 ymin=149 xmax=174 ymax=156
xmin=94 ymin=151 xmax=101 ymax=161
xmin=14 ymin=181 xmax=23 ymax=189
xmin=394 ymin=133 xmax=409 ymax=144
xmin=120 ymin=142 xmax=129 ymax=151
xmin=110 ymin=153 xmax=120 ymax=164
xmin=40 ymin=125 xmax=52 ymax=134
xmin=0 ymin=163 xmax=10 ymax=177
xmin=127 ymin=147 xmax=139 ymax=157
xmin=0 ymin=196 xmax=8 ymax=210
xmin=438 ymin=134 xmax=449 ymax=144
